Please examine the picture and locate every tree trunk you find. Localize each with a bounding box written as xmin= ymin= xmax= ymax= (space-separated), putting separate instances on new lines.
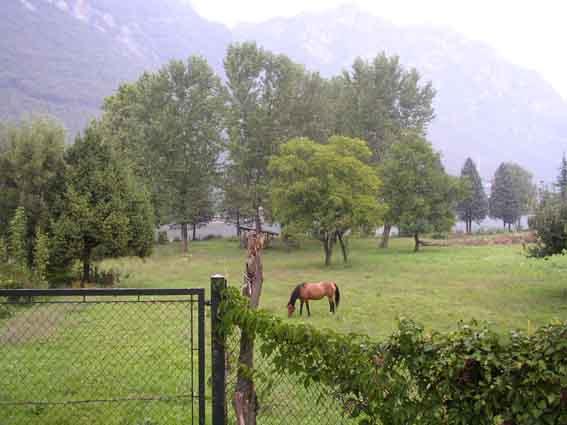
xmin=337 ymin=232 xmax=348 ymax=263
xmin=414 ymin=233 xmax=421 ymax=252
xmin=323 ymin=236 xmax=334 ymax=266
xmin=254 ymin=206 xmax=262 ymax=233
xmin=233 ymin=232 xmax=264 ymax=425
xmin=236 ymin=209 xmax=241 ymax=237
xmin=81 ymin=246 xmax=92 ymax=286
xmin=181 ymin=223 xmax=188 ymax=253
xmin=380 ymin=224 xmax=391 ymax=248
xmin=192 ymin=223 xmax=197 ymax=241
xmin=81 ymin=259 xmax=91 ymax=287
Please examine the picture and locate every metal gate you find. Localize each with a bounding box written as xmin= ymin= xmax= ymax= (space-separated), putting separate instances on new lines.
xmin=0 ymin=288 xmax=206 ymax=425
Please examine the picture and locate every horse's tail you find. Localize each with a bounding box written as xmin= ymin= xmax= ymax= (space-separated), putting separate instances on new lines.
xmin=334 ymin=283 xmax=340 ymax=310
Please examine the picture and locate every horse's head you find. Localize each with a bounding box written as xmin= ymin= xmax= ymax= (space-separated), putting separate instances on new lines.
xmin=287 ymin=303 xmax=295 ymax=317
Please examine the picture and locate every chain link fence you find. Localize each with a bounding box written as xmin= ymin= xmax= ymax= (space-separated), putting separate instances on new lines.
xmin=0 ymin=289 xmax=205 ymax=425
xmin=224 ymin=329 xmax=357 ymax=425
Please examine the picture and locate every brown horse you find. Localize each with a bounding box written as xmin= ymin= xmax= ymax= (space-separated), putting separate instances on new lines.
xmin=287 ymin=281 xmax=340 ymax=317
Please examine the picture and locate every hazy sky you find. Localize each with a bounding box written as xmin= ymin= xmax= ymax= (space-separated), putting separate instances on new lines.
xmin=191 ymin=0 xmax=567 ymax=100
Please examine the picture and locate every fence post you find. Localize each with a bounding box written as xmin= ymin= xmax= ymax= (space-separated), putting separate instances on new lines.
xmin=211 ymin=274 xmax=227 ymax=425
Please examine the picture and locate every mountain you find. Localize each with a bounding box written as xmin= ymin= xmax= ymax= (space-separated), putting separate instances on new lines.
xmin=233 ymin=5 xmax=567 ymax=181
xmin=1 ymin=0 xmax=230 ymax=137
xmin=2 ymin=1 xmax=566 ymax=180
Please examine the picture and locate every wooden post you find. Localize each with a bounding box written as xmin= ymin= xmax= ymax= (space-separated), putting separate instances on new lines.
xmin=211 ymin=275 xmax=227 ymax=425
xmin=233 ymin=231 xmax=264 ymax=425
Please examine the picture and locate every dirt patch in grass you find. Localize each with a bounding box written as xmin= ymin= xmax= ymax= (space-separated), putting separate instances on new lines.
xmin=447 ymin=232 xmax=536 ymax=246
xmin=0 ymin=303 xmax=77 ymax=345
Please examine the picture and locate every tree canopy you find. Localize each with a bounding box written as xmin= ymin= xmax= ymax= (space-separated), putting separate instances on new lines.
xmin=51 ymin=124 xmax=154 ymax=284
xmin=333 ymin=54 xmax=436 ymax=163
xmin=379 ymin=133 xmax=462 ymax=251
xmin=0 ymin=117 xmax=66 ymax=265
xmin=489 ymin=163 xmax=535 ymax=230
xmin=456 ymin=158 xmax=488 ymax=233
xmin=101 ymin=56 xmax=227 ymax=252
xmin=269 ymin=136 xmax=383 ymax=265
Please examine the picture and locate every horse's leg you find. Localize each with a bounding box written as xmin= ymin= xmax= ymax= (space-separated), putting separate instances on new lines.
xmin=306 ymin=301 xmax=311 ymax=317
xmin=328 ymin=296 xmax=334 ymax=313
xmin=299 ymin=300 xmax=304 ymax=316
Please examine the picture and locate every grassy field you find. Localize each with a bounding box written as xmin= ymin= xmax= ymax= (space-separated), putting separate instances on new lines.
xmin=2 ymin=236 xmax=566 ymax=424
xmin=106 ymin=236 xmax=567 ymax=338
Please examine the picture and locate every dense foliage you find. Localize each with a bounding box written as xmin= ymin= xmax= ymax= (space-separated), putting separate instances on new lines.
xmin=102 ymin=57 xmax=226 ymax=251
xmin=0 ymin=117 xmax=66 ymax=263
xmin=490 ymin=163 xmax=536 ymax=230
xmin=333 ymin=54 xmax=436 ymax=163
xmin=457 ymin=158 xmax=489 ymax=233
xmin=220 ymin=286 xmax=567 ymax=425
xmin=528 ymin=157 xmax=567 ymax=257
xmin=51 ymin=124 xmax=154 ymax=283
xmin=269 ymin=136 xmax=383 ymax=264
xmin=379 ymin=133 xmax=462 ymax=251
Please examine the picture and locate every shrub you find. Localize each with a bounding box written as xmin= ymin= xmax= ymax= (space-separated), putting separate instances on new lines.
xmin=220 ymin=287 xmax=567 ymax=425
xmin=528 ymin=201 xmax=567 ymax=257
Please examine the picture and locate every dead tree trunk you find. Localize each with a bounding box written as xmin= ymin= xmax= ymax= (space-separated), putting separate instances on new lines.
xmin=380 ymin=224 xmax=391 ymax=248
xmin=233 ymin=232 xmax=265 ymax=425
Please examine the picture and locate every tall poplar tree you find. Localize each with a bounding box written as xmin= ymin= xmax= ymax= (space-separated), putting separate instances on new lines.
xmin=102 ymin=57 xmax=227 ymax=252
xmin=457 ymin=158 xmax=488 ymax=233
xmin=555 ymin=154 xmax=567 ymax=202
xmin=223 ymin=42 xmax=306 ymax=232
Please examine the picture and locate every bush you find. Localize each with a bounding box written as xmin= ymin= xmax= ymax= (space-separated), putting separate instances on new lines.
xmin=91 ymin=267 xmax=122 ymax=287
xmin=528 ymin=201 xmax=567 ymax=257
xmin=220 ymin=287 xmax=567 ymax=425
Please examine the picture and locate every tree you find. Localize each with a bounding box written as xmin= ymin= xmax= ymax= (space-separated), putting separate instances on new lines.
xmin=555 ymin=154 xmax=567 ymax=202
xmin=101 ymin=57 xmax=226 ymax=252
xmin=8 ymin=206 xmax=27 ymax=270
xmin=331 ymin=54 xmax=436 ymax=248
xmin=528 ymin=157 xmax=567 ymax=257
xmin=224 ymin=42 xmax=306 ymax=232
xmin=379 ymin=133 xmax=461 ymax=252
xmin=269 ymin=136 xmax=383 ymax=265
xmin=0 ymin=117 xmax=66 ymax=262
xmin=51 ymin=124 xmax=154 ymax=284
xmin=489 ymin=163 xmax=535 ymax=230
xmin=336 ymin=54 xmax=436 ymax=162
xmin=33 ymin=226 xmax=49 ymax=286
xmin=456 ymin=158 xmax=488 ymax=233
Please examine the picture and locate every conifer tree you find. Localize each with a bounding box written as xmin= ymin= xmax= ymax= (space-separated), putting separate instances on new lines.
xmin=52 ymin=124 xmax=154 ymax=284
xmin=33 ymin=226 xmax=49 ymax=286
xmin=457 ymin=158 xmax=488 ymax=233
xmin=489 ymin=163 xmax=535 ymax=230
xmin=9 ymin=206 xmax=27 ymax=270
xmin=555 ymin=154 xmax=567 ymax=202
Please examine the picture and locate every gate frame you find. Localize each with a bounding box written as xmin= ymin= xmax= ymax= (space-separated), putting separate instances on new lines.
xmin=0 ymin=287 xmax=206 ymax=425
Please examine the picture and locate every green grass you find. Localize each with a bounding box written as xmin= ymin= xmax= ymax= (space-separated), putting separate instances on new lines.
xmin=107 ymin=237 xmax=567 ymax=338
xmin=1 ymin=237 xmax=566 ymax=424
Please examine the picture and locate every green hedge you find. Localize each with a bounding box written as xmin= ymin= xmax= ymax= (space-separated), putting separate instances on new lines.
xmin=220 ymin=287 xmax=566 ymax=425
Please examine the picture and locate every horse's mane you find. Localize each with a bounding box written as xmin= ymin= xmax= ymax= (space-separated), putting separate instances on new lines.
xmin=288 ymin=283 xmax=304 ymax=306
